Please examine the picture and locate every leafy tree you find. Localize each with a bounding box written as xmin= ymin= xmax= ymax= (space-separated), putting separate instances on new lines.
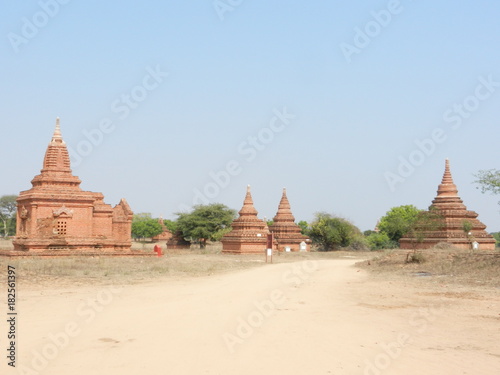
xmin=163 ymin=219 xmax=178 ymax=234
xmin=366 ymin=232 xmax=397 ymax=250
xmin=266 ymin=220 xmax=274 ymax=227
xmin=0 ymin=195 xmax=17 ymax=237
xmin=378 ymin=205 xmax=422 ymax=243
xmin=309 ymin=212 xmax=363 ymax=251
xmin=462 ymin=220 xmax=473 ymax=235
xmin=176 ymin=203 xmax=237 ymax=248
xmin=131 ymin=213 xmax=163 ymax=240
xmin=491 ymin=232 xmax=500 ymax=247
xmin=404 ymin=208 xmax=445 ymax=249
xmin=474 ymin=169 xmax=500 ymax=206
xmin=211 ymin=226 xmax=233 ymax=242
xmin=298 ymin=220 xmax=309 ymax=236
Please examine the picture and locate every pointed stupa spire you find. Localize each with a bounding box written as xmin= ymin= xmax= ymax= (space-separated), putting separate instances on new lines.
xmin=50 ymin=117 xmax=65 ymax=144
xmin=273 ymin=187 xmax=295 ymax=223
xmin=400 ymin=159 xmax=496 ymax=250
xmin=436 ymin=158 xmax=458 ymax=198
xmin=31 ymin=118 xmax=81 ymax=189
xmin=239 ymin=185 xmax=258 ymax=216
xmin=269 ymin=188 xmax=310 ymax=252
xmin=221 ymin=185 xmax=269 ymax=253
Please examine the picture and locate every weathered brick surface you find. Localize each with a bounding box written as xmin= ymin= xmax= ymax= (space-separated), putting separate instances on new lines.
xmin=222 ymin=186 xmax=270 ymax=254
xmin=400 ymin=159 xmax=496 ymax=250
xmin=12 ymin=119 xmax=134 ymax=255
xmin=269 ymin=188 xmax=310 ymax=252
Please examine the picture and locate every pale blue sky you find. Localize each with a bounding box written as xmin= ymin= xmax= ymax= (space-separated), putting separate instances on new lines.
xmin=2 ymin=0 xmax=500 ymax=231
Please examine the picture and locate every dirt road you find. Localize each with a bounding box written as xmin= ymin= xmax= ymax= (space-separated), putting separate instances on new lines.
xmin=6 ymin=258 xmax=500 ymax=374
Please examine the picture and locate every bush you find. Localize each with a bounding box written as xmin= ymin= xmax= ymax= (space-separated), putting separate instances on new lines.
xmin=309 ymin=212 xmax=363 ymax=251
xmin=406 ymin=252 xmax=426 ymax=264
xmin=366 ymin=232 xmax=398 ymax=250
xmin=349 ymin=235 xmax=369 ymax=251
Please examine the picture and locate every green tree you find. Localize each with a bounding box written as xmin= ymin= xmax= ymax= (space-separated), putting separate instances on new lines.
xmin=309 ymin=212 xmax=363 ymax=251
xmin=378 ymin=205 xmax=422 ymax=243
xmin=163 ymin=219 xmax=178 ymax=234
xmin=404 ymin=208 xmax=445 ymax=249
xmin=462 ymin=220 xmax=473 ymax=235
xmin=0 ymin=195 xmax=17 ymax=237
xmin=491 ymin=232 xmax=500 ymax=247
xmin=131 ymin=213 xmax=163 ymax=240
xmin=366 ymin=232 xmax=397 ymax=250
xmin=474 ymin=169 xmax=500 ymax=206
xmin=176 ymin=204 xmax=237 ymax=248
xmin=298 ymin=220 xmax=309 ymax=236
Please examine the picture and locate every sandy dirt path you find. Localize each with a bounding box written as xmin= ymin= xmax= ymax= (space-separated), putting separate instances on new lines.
xmin=5 ymin=258 xmax=500 ymax=375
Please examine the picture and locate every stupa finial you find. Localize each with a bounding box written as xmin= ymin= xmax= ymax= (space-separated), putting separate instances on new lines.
xmin=436 ymin=158 xmax=458 ymax=198
xmin=51 ymin=117 xmax=64 ymax=144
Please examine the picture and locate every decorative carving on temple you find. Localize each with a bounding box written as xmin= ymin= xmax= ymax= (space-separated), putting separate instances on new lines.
xmin=53 ymin=205 xmax=74 ymax=218
xmin=20 ymin=206 xmax=28 ymax=220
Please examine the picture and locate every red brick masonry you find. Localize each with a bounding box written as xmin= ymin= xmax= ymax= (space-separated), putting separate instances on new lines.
xmin=400 ymin=159 xmax=496 ymax=250
xmin=9 ymin=119 xmax=143 ymax=256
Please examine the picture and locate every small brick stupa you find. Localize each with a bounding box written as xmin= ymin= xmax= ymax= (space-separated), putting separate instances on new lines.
xmin=400 ymin=159 xmax=496 ymax=250
xmin=11 ymin=119 xmax=135 ymax=255
xmin=269 ymin=188 xmax=310 ymax=252
xmin=222 ymin=185 xmax=270 ymax=254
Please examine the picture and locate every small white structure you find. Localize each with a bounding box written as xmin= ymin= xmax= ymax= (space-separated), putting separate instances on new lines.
xmin=299 ymin=241 xmax=307 ymax=252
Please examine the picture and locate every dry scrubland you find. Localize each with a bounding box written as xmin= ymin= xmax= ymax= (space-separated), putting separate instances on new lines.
xmin=1 ymin=240 xmax=499 ymax=374
xmin=358 ymin=246 xmax=500 ymax=288
xmin=0 ymin=240 xmax=367 ymax=288
xmin=0 ymin=239 xmax=498 ymax=289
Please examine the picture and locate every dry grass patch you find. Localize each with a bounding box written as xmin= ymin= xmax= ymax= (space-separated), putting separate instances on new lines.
xmin=0 ymin=246 xmax=371 ymax=288
xmin=358 ymin=247 xmax=500 ymax=288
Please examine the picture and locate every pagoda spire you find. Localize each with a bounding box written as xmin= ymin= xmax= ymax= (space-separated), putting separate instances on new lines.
xmin=399 ymin=159 xmax=496 ymax=250
xmin=269 ymin=188 xmax=310 ymax=252
xmin=239 ymin=185 xmax=258 ymax=216
xmin=436 ymin=159 xmax=459 ymax=198
xmin=31 ymin=118 xmax=81 ymax=189
xmin=51 ymin=117 xmax=64 ymax=144
xmin=221 ymin=185 xmax=269 ymax=254
xmin=273 ymin=187 xmax=295 ymax=223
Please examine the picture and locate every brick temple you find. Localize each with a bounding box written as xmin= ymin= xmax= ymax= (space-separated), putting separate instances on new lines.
xmin=221 ymin=186 xmax=270 ymax=254
xmin=400 ymin=159 xmax=496 ymax=250
xmin=269 ymin=188 xmax=310 ymax=252
xmin=11 ymin=119 xmax=136 ymax=255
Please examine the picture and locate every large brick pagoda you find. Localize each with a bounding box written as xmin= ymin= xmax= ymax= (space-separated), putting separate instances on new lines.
xmin=12 ymin=119 xmax=135 ymax=255
xmin=221 ymin=186 xmax=270 ymax=254
xmin=400 ymin=159 xmax=496 ymax=250
xmin=269 ymin=188 xmax=310 ymax=252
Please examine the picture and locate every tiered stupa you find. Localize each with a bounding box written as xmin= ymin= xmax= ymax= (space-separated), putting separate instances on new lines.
xmin=400 ymin=159 xmax=496 ymax=250
xmin=221 ymin=185 xmax=270 ymax=254
xmin=269 ymin=188 xmax=310 ymax=252
xmin=11 ymin=119 xmax=135 ymax=255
